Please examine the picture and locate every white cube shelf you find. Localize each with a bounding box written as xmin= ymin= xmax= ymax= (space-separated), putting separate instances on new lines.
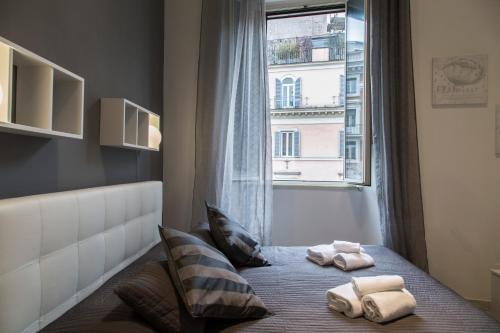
xmin=0 ymin=36 xmax=84 ymax=139
xmin=100 ymin=98 xmax=161 ymax=151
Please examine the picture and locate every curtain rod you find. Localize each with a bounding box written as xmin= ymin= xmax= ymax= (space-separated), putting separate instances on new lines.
xmin=267 ymin=4 xmax=345 ymax=19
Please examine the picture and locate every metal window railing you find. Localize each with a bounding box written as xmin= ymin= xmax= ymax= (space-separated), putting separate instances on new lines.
xmin=267 ymin=35 xmax=346 ymax=65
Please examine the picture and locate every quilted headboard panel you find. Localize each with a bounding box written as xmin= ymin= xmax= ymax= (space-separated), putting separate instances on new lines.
xmin=0 ymin=181 xmax=162 ymax=333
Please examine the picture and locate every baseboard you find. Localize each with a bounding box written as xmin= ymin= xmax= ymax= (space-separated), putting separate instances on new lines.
xmin=467 ymin=298 xmax=492 ymax=312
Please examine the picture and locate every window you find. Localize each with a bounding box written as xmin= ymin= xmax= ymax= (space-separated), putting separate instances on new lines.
xmin=346 ymin=140 xmax=358 ymax=160
xmin=346 ymin=108 xmax=356 ymax=127
xmin=275 ymin=130 xmax=300 ymax=157
xmin=346 ymin=77 xmax=357 ymax=94
xmin=275 ymin=77 xmax=301 ymax=108
xmin=267 ymin=0 xmax=370 ymax=185
xmin=282 ymin=77 xmax=295 ymax=108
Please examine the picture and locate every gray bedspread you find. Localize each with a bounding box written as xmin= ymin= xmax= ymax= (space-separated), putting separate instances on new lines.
xmin=209 ymin=246 xmax=500 ymax=333
xmin=42 ymin=244 xmax=500 ymax=333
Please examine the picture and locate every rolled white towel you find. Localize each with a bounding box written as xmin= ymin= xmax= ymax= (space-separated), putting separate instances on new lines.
xmin=326 ymin=283 xmax=363 ymax=318
xmin=333 ymin=252 xmax=375 ymax=271
xmin=352 ymin=275 xmax=405 ymax=297
xmin=362 ymin=289 xmax=416 ymax=323
xmin=333 ymin=240 xmax=361 ymax=253
xmin=307 ymin=243 xmax=337 ymax=266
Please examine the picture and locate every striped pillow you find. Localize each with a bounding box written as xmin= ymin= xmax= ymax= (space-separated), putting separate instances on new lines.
xmin=206 ymin=203 xmax=270 ymax=267
xmin=158 ymin=226 xmax=271 ymax=319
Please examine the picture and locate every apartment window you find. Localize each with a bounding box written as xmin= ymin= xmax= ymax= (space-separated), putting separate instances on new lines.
xmin=346 ymin=108 xmax=356 ymax=126
xmin=346 ymin=140 xmax=357 ymax=160
xmin=346 ymin=77 xmax=357 ymax=94
xmin=275 ymin=130 xmax=300 ymax=157
xmin=268 ymin=0 xmax=370 ymax=185
xmin=275 ymin=77 xmax=301 ymax=108
xmin=282 ymin=77 xmax=295 ymax=108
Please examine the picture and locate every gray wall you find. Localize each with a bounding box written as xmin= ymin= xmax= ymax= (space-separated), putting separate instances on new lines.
xmin=0 ymin=0 xmax=163 ymax=199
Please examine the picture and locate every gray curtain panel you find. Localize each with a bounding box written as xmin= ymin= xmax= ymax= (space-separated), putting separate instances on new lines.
xmin=192 ymin=0 xmax=273 ymax=245
xmin=370 ymin=0 xmax=429 ymax=271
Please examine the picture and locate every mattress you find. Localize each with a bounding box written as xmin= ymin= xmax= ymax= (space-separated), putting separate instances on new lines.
xmin=42 ymin=244 xmax=500 ymax=333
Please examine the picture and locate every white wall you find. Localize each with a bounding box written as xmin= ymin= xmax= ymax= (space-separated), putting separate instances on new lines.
xmin=411 ymin=0 xmax=500 ymax=301
xmin=163 ymin=0 xmax=202 ymax=231
xmin=272 ymin=184 xmax=382 ymax=246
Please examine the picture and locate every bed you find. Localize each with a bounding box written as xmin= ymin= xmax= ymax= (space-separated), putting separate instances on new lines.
xmin=39 ymin=244 xmax=500 ymax=333
xmin=1 ymin=182 xmax=499 ymax=332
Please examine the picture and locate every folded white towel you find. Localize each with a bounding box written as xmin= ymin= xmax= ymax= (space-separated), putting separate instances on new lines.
xmin=352 ymin=275 xmax=405 ymax=297
xmin=333 ymin=252 xmax=375 ymax=271
xmin=326 ymin=283 xmax=363 ymax=318
xmin=333 ymin=240 xmax=361 ymax=253
xmin=362 ymin=289 xmax=416 ymax=323
xmin=307 ymin=243 xmax=337 ymax=266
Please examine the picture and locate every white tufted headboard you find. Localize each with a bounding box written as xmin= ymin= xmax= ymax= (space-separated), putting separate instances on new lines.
xmin=0 ymin=181 xmax=163 ymax=333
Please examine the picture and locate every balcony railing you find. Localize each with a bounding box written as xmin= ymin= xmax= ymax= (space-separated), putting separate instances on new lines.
xmin=267 ymin=34 xmax=345 ymax=65
xmin=270 ymin=96 xmax=343 ymax=110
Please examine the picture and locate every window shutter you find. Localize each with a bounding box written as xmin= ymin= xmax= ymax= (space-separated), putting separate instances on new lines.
xmin=275 ymin=79 xmax=282 ymax=109
xmin=274 ymin=131 xmax=281 ymax=157
xmin=293 ymin=131 xmax=300 ymax=157
xmin=339 ymin=129 xmax=345 ymax=158
xmin=339 ymin=74 xmax=345 ymax=106
xmin=294 ymin=78 xmax=302 ymax=107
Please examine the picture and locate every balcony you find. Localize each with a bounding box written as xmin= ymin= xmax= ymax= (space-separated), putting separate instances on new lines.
xmin=267 ymin=34 xmax=345 ymax=66
xmin=270 ymin=96 xmax=344 ymax=111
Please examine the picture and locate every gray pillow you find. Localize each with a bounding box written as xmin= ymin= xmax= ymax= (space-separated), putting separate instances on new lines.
xmin=190 ymin=222 xmax=217 ymax=248
xmin=114 ymin=261 xmax=205 ymax=333
xmin=205 ymin=203 xmax=269 ymax=267
xmin=158 ymin=226 xmax=271 ymax=319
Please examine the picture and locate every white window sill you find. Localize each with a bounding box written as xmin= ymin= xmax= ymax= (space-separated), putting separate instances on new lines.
xmin=272 ymin=180 xmax=363 ymax=190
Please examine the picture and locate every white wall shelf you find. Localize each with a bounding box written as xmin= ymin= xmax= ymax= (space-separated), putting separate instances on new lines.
xmin=0 ymin=36 xmax=84 ymax=139
xmin=100 ymin=98 xmax=161 ymax=152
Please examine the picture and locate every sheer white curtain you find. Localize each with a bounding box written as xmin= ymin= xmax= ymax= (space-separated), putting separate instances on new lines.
xmin=191 ymin=0 xmax=272 ymax=245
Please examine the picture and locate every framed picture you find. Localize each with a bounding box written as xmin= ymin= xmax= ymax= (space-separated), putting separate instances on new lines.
xmin=432 ymin=55 xmax=488 ymax=107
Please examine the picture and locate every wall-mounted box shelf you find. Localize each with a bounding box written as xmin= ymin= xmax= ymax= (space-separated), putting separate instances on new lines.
xmin=100 ymin=98 xmax=161 ymax=151
xmin=0 ymin=36 xmax=84 ymax=139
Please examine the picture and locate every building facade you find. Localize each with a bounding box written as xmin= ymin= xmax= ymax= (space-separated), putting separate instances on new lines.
xmin=268 ymin=14 xmax=363 ymax=182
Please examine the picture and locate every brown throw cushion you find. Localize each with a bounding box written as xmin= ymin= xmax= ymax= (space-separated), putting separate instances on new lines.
xmin=114 ymin=261 xmax=205 ymax=333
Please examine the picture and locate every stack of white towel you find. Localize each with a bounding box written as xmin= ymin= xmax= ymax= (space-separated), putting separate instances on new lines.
xmin=306 ymin=240 xmax=374 ymax=271
xmin=326 ymin=275 xmax=416 ymax=323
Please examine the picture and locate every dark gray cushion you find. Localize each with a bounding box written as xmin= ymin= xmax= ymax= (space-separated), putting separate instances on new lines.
xmin=114 ymin=261 xmax=205 ymax=333
xmin=190 ymin=222 xmax=217 ymax=248
xmin=158 ymin=226 xmax=271 ymax=319
xmin=205 ymin=203 xmax=269 ymax=267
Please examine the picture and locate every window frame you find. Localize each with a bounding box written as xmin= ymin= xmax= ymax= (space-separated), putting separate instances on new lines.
xmin=343 ymin=0 xmax=371 ymax=186
xmin=275 ymin=129 xmax=299 ymax=158
xmin=281 ymin=77 xmax=296 ymax=108
xmin=346 ymin=77 xmax=357 ymax=95
xmin=267 ymin=1 xmax=371 ymax=187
